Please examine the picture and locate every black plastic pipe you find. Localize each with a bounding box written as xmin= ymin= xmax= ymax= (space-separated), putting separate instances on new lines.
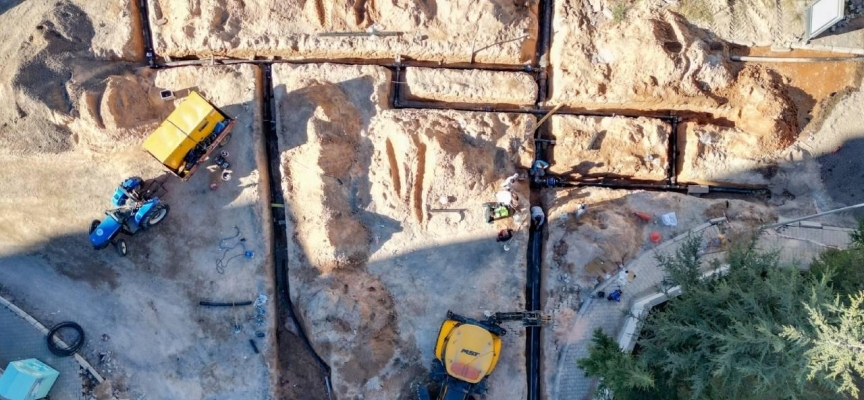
xmin=260 ymin=65 xmax=334 ymax=393
xmin=668 ymin=117 xmax=679 ymax=185
xmin=136 ymin=0 xmax=158 ymax=68
xmin=161 ymin=56 xmax=536 ymax=73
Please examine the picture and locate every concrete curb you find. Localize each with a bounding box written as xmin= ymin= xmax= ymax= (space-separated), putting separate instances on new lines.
xmin=616 ymin=264 xmax=730 ymax=352
xmin=0 ymin=295 xmax=104 ymax=383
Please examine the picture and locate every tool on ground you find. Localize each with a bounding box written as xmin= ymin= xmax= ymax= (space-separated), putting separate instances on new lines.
xmin=216 ymin=227 xmax=255 ymax=274
xmin=317 ymin=26 xmax=402 ymax=37
xmin=650 ymin=231 xmax=662 ymax=243
xmin=249 ymin=339 xmax=260 ymax=354
xmin=427 ymin=205 xmax=466 ymax=222
xmin=214 ymin=150 xmax=230 ymax=170
xmin=418 ymin=310 xmax=550 ymax=400
xmin=607 ymin=289 xmax=622 ymax=302
xmin=89 ymin=177 xmax=170 ymax=257
xmin=142 ymin=91 xmax=235 ymax=181
xmin=532 ymin=104 xmax=564 ymax=132
xmin=496 ymin=229 xmax=513 ymax=242
xmin=634 ymin=211 xmax=652 ymax=222
xmin=199 ymin=300 xmax=254 ymax=307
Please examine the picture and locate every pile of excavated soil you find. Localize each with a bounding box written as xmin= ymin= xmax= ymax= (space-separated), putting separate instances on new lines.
xmin=275 ymin=63 xmax=532 ymax=398
xmin=404 ymin=67 xmax=538 ymax=105
xmin=148 ymin=0 xmax=538 ymax=64
xmin=677 ymin=122 xmax=777 ymax=186
xmin=548 ymin=115 xmax=670 ymax=180
xmin=0 ymin=65 xmax=277 ymax=399
xmin=0 ymin=0 xmax=143 ymax=155
xmin=549 ymin=3 xmax=798 ymax=151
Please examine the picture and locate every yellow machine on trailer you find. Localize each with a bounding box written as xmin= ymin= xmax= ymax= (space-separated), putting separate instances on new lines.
xmin=419 ymin=310 xmax=549 ymax=400
xmin=142 ymin=91 xmax=235 ymax=181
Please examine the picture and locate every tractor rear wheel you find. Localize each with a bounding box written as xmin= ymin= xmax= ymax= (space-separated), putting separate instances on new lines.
xmin=89 ymin=220 xmax=100 ymax=234
xmin=115 ymin=239 xmax=128 ymax=257
xmin=142 ymin=204 xmax=170 ymax=229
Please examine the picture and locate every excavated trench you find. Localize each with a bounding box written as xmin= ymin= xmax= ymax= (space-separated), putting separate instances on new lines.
xmin=132 ymin=1 xmax=771 ymax=398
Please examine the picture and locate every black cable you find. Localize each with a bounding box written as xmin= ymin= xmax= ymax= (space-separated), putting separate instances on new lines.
xmin=46 ymin=321 xmax=85 ymax=357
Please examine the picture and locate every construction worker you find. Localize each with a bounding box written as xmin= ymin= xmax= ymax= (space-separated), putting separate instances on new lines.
xmin=502 ymin=172 xmax=520 ymax=190
xmin=531 ymin=206 xmax=545 ymax=227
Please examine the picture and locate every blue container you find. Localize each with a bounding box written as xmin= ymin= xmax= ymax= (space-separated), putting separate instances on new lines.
xmin=0 ymin=359 xmax=59 ymax=400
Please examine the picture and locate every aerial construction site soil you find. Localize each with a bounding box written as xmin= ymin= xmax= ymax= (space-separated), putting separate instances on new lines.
xmin=0 ymin=0 xmax=862 ymax=399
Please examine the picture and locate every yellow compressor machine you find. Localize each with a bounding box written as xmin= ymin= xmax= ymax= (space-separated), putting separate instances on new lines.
xmin=418 ymin=310 xmax=549 ymax=400
xmin=142 ymin=91 xmax=235 ymax=181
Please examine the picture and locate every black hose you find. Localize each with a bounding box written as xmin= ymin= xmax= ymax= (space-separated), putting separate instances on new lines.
xmin=199 ymin=301 xmax=253 ymax=307
xmin=46 ymin=321 xmax=85 ymax=357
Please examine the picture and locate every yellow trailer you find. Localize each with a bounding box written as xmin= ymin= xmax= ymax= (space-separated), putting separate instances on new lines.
xmin=142 ymin=91 xmax=235 ymax=181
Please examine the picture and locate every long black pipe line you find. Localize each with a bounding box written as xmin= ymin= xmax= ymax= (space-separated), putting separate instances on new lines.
xmin=260 ymin=65 xmax=334 ymax=394
xmin=391 ymin=65 xmax=678 ymax=122
xmin=562 ymin=180 xmax=770 ymax=196
xmin=668 ymin=117 xmax=679 ymax=185
xmin=136 ymin=0 xmax=158 ymax=68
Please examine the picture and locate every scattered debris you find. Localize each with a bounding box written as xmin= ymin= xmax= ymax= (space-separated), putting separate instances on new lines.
xmin=660 ymin=212 xmax=678 ymax=227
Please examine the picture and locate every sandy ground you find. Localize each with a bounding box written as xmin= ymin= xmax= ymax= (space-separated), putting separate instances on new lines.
xmin=548 ymin=115 xmax=670 ymax=180
xmin=549 ymin=1 xmax=799 ymax=152
xmin=273 ymin=62 xmax=533 ymax=398
xmin=147 ymin=0 xmax=538 ymax=64
xmin=0 ymin=65 xmax=277 ymax=399
xmin=404 ymin=67 xmax=539 ymax=105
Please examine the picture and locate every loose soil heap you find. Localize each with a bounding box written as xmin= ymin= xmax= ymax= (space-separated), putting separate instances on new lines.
xmin=404 ymin=67 xmax=539 ymax=105
xmin=148 ymin=0 xmax=538 ymax=64
xmin=275 ymin=63 xmax=533 ymax=399
xmin=549 ymin=116 xmax=670 ymax=180
xmin=550 ymin=2 xmax=798 ymax=151
xmin=0 ymin=0 xmax=143 ymax=155
xmin=677 ymin=122 xmax=776 ymax=186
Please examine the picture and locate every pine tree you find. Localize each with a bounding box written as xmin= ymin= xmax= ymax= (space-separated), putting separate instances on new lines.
xmin=637 ymin=236 xmax=839 ymax=399
xmin=577 ymin=328 xmax=655 ymax=400
xmin=782 ymin=291 xmax=864 ymax=398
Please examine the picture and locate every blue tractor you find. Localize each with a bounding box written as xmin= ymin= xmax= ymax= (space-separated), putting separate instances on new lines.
xmin=88 ymin=177 xmax=170 ymax=257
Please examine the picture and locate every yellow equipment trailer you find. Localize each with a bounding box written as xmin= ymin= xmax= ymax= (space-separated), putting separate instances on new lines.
xmin=142 ymin=91 xmax=235 ymax=181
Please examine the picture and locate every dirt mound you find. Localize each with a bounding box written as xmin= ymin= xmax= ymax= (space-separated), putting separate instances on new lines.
xmin=549 ymin=115 xmax=669 ymax=180
xmin=0 ymin=1 xmax=145 ymax=155
xmin=368 ymin=109 xmax=535 ymax=227
xmin=404 ymin=68 xmax=538 ymax=105
xmin=148 ymin=0 xmax=537 ymax=64
xmin=677 ymin=122 xmax=777 ymax=185
xmin=550 ymin=4 xmax=798 ymax=150
xmin=296 ymin=271 xmax=399 ymax=397
xmin=276 ymin=65 xmax=532 ymax=397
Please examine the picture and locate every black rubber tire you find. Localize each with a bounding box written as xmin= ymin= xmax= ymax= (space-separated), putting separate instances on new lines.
xmin=141 ymin=204 xmax=170 ymax=229
xmin=115 ymin=239 xmax=128 ymax=257
xmin=89 ymin=220 xmax=100 ymax=234
xmin=46 ymin=321 xmax=85 ymax=357
xmin=218 ymin=133 xmax=232 ymax=147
